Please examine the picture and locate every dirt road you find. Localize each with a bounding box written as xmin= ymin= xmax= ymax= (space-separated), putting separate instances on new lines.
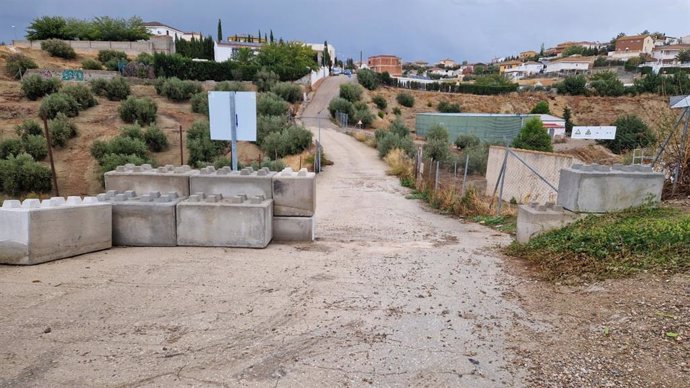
xmin=0 ymin=76 xmax=525 ymax=387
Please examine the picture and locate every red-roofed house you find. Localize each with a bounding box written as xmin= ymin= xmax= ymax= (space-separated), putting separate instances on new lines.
xmin=608 ymin=35 xmax=654 ymax=60
xmin=652 ymin=44 xmax=690 ymax=63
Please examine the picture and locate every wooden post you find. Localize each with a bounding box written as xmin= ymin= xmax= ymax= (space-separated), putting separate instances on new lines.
xmin=42 ymin=118 xmax=59 ymax=196
xmin=179 ymin=124 xmax=184 ymax=165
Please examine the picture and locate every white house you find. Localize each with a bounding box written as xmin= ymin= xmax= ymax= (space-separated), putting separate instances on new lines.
xmin=652 ymin=44 xmax=690 ymax=63
xmin=536 ymin=114 xmax=567 ymax=139
xmin=504 ymin=61 xmax=544 ymax=80
xmin=428 ymin=67 xmax=457 ymax=78
xmin=304 ymin=42 xmax=336 ymax=67
xmin=214 ymin=40 xmax=263 ymax=62
xmin=144 ymin=21 xmax=202 ymax=41
xmin=544 ymin=56 xmax=594 ymax=74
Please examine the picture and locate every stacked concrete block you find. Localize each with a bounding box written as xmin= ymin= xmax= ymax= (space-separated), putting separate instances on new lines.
xmin=271 ymin=168 xmax=316 ymax=242
xmin=104 ymin=164 xmax=199 ymax=197
xmin=97 ymin=190 xmax=184 ymax=247
xmin=516 ymin=202 xmax=582 ymax=243
xmin=0 ymin=196 xmax=111 ymax=265
xmin=190 ymin=166 xmax=276 ymax=199
xmin=557 ymin=164 xmax=664 ymax=213
xmin=176 ymin=193 xmax=273 ymax=248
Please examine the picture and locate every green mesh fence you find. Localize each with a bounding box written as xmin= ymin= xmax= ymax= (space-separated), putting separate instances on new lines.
xmin=415 ymin=113 xmax=531 ymax=144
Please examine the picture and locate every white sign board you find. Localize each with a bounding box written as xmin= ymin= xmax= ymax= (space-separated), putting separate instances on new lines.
xmin=571 ymin=126 xmax=617 ymax=140
xmin=670 ymin=95 xmax=690 ymax=109
xmin=208 ymin=91 xmax=257 ymax=141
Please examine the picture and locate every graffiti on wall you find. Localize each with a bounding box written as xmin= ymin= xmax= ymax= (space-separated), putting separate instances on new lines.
xmin=61 ymin=70 xmax=84 ymax=81
xmin=26 ymin=69 xmax=117 ymax=82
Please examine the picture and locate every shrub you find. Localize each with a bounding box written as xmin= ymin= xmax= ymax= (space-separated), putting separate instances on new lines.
xmin=90 ymin=140 xmax=110 ymax=160
xmin=119 ymin=123 xmax=145 ymax=140
xmin=190 ymin=92 xmax=209 ymax=115
xmin=378 ymin=111 xmax=385 ymax=119
xmin=21 ymin=135 xmax=48 ymax=161
xmin=15 ymin=120 xmax=44 ymax=139
xmin=271 ymin=82 xmax=303 ymax=103
xmin=437 ymin=100 xmax=461 ymax=113
xmin=357 ymin=69 xmax=380 ymax=90
xmin=61 ymin=84 xmax=97 ymax=109
xmin=21 ymin=74 xmax=61 ymax=100
xmin=328 ymin=97 xmax=354 ymax=118
xmin=529 ymin=100 xmax=550 ymax=114
xmin=41 ymin=39 xmax=76 ymax=59
xmin=123 ymin=62 xmax=154 ymax=79
xmin=48 ymin=113 xmax=78 ymax=147
xmin=396 ymin=92 xmax=415 ymax=107
xmin=136 ymin=52 xmax=154 ymax=65
xmin=423 ymin=138 xmax=450 ymax=162
xmin=463 ymin=144 xmax=489 ymax=175
xmin=90 ymin=78 xmax=109 ymax=96
xmin=258 ymin=114 xmax=289 ymax=145
xmin=101 ymin=136 xmax=149 ymax=159
xmin=257 ymin=92 xmax=289 ymax=116
xmin=455 ymin=134 xmax=481 ymax=149
xmin=389 ymin=118 xmax=410 ymax=138
xmin=372 ymin=95 xmax=387 ymax=110
xmin=260 ymin=125 xmax=313 ymax=158
xmin=97 ymin=50 xmax=128 ymax=64
xmin=425 ymin=124 xmax=450 ymax=143
xmin=598 ymin=114 xmax=655 ymax=154
xmin=153 ymin=77 xmax=166 ymax=95
xmin=118 ymin=96 xmax=157 ymax=125
xmin=0 ymin=154 xmax=52 ymax=195
xmin=39 ymin=92 xmax=80 ymax=120
xmin=97 ymin=153 xmax=153 ymax=178
xmin=0 ymin=139 xmax=23 ymax=159
xmin=352 ymin=103 xmax=375 ymax=128
xmin=590 ymin=71 xmax=624 ymax=97
xmin=5 ymin=54 xmax=38 ymax=79
xmin=159 ymin=77 xmax=202 ymax=101
xmin=214 ymin=81 xmax=249 ymax=91
xmin=556 ymin=75 xmax=587 ymax=95
xmin=104 ymin=77 xmax=131 ymax=101
xmin=144 ymin=125 xmax=169 ymax=152
xmin=392 ymin=107 xmax=402 ymax=115
xmin=377 ymin=132 xmax=414 ymax=159
xmin=255 ymin=68 xmax=279 ymax=92
xmin=186 ymin=120 xmax=227 ymax=167
xmin=81 ymin=58 xmax=102 ymax=70
xmin=512 ymin=117 xmax=553 ymax=152
xmin=339 ymin=83 xmax=363 ymax=102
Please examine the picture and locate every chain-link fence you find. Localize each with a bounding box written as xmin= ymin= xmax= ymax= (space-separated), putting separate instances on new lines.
xmin=335 ymin=111 xmax=349 ymax=128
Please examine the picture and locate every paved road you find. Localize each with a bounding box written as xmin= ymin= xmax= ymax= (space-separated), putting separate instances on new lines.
xmin=0 ymin=75 xmax=524 ymax=387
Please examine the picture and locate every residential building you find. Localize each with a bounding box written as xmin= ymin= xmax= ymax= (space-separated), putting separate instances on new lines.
xmin=504 ymin=61 xmax=545 ymax=80
xmin=437 ymin=58 xmax=457 ymax=68
xmin=214 ymin=36 xmax=264 ymax=62
xmin=652 ymin=44 xmax=690 ymax=63
xmin=519 ymin=50 xmax=538 ymax=59
xmin=498 ymin=60 xmax=522 ymax=73
xmin=608 ymin=35 xmax=654 ymax=60
xmin=144 ymin=21 xmax=202 ymax=41
xmin=368 ymin=55 xmax=402 ymax=76
xmin=304 ymin=42 xmax=336 ymax=67
xmin=544 ymin=56 xmax=595 ymax=74
xmin=428 ymin=67 xmax=457 ymax=78
xmin=551 ymin=41 xmax=605 ymax=56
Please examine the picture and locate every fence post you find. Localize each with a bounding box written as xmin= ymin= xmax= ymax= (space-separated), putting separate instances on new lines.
xmin=435 ymin=161 xmax=440 ymax=191
xmin=454 ymin=161 xmax=457 ymax=177
xmin=461 ymin=153 xmax=469 ymax=196
xmin=497 ymin=155 xmax=508 ymax=216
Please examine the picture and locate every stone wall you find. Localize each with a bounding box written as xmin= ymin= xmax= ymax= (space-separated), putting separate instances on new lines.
xmin=13 ymin=37 xmax=175 ymax=55
xmin=25 ymin=68 xmax=119 ymax=81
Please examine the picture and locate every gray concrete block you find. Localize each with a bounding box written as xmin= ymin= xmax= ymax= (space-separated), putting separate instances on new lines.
xmin=272 ymin=168 xmax=316 ymax=216
xmin=177 ymin=193 xmax=273 ymax=248
xmin=104 ymin=164 xmax=199 ymax=197
xmin=190 ymin=166 xmax=276 ymax=200
xmin=557 ymin=164 xmax=664 ymax=213
xmin=273 ymin=216 xmax=315 ymax=242
xmin=0 ymin=197 xmax=112 ymax=265
xmin=98 ymin=191 xmax=184 ymax=247
xmin=516 ymin=203 xmax=581 ymax=243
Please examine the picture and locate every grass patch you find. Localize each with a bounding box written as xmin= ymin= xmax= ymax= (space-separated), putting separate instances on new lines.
xmin=473 ymin=215 xmax=516 ymax=234
xmin=506 ymin=206 xmax=690 ymax=281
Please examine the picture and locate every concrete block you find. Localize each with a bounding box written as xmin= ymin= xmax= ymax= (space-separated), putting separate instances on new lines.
xmin=272 ymin=168 xmax=316 ymax=216
xmin=104 ymin=164 xmax=199 ymax=197
xmin=557 ymin=164 xmax=664 ymax=213
xmin=98 ymin=191 xmax=184 ymax=246
xmin=273 ymin=216 xmax=315 ymax=242
xmin=516 ymin=203 xmax=581 ymax=243
xmin=177 ymin=193 xmax=273 ymax=248
xmin=0 ymin=197 xmax=112 ymax=265
xmin=190 ymin=166 xmax=276 ymax=200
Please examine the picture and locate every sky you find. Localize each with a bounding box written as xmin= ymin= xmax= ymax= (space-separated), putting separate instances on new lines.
xmin=1 ymin=0 xmax=688 ymax=63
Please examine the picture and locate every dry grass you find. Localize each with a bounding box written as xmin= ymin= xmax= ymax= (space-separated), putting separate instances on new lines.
xmin=383 ymin=148 xmax=414 ymax=180
xmin=353 ymin=131 xmax=368 ymax=142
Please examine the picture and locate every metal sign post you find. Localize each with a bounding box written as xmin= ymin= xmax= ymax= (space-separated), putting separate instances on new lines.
xmin=229 ymin=92 xmax=238 ymax=171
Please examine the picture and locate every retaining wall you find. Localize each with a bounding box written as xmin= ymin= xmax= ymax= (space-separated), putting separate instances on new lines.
xmin=25 ymin=68 xmax=118 ymax=81
xmin=13 ymin=37 xmax=175 ymax=55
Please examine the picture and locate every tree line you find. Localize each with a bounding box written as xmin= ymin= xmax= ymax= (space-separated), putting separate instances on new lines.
xmin=26 ymin=16 xmax=149 ymax=41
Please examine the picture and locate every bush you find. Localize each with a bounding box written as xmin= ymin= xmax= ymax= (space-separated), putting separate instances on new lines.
xmin=100 ymin=136 xmax=149 ymax=159
xmin=392 ymin=107 xmax=402 ymax=116
xmin=186 ymin=121 xmax=227 ymax=167
xmin=21 ymin=135 xmax=48 ymax=161
xmin=389 ymin=118 xmax=410 ymax=138
xmin=61 ymin=84 xmax=97 ymax=109
xmin=396 ymin=92 xmax=415 ymax=107
xmin=339 ymin=83 xmax=363 ymax=102
xmin=214 ymin=81 xmax=249 ymax=91
xmin=556 ymin=75 xmax=587 ymax=95
xmin=97 ymin=50 xmax=128 ymax=64
xmin=271 ymin=82 xmax=303 ymax=103
xmin=372 ymin=95 xmax=387 ymax=110
xmin=455 ymin=134 xmax=481 ymax=149
xmin=328 ymin=97 xmax=354 ymax=118
xmin=21 ymin=74 xmax=61 ymax=100
xmin=423 ymin=138 xmax=450 ymax=162
xmin=15 ymin=120 xmax=44 ymax=139
xmin=97 ymin=153 xmax=153 ymax=177
xmin=118 ymin=96 xmax=157 ymax=125
xmin=530 ymin=100 xmax=550 ymax=114
xmin=598 ymin=115 xmax=655 ymax=154
xmin=136 ymin=52 xmax=154 ymax=65
xmin=41 ymin=39 xmax=76 ymax=59
xmin=352 ymin=104 xmax=375 ymax=128
xmin=119 ymin=123 xmax=145 ymax=140
xmin=425 ymin=124 xmax=450 ymax=143
xmin=258 ymin=114 xmax=289 ymax=145
xmin=104 ymin=77 xmax=131 ymax=101
xmin=48 ymin=113 xmax=78 ymax=147
xmin=257 ymin=92 xmax=289 ymax=116
xmin=255 ymin=68 xmax=279 ymax=92
xmin=357 ymin=69 xmax=380 ymax=90
xmin=0 ymin=139 xmax=23 ymax=159
xmin=463 ymin=144 xmax=489 ymax=175
xmin=378 ymin=111 xmax=385 ymax=119
xmin=0 ymin=154 xmax=52 ymax=195
xmin=190 ymin=92 xmax=209 ymax=115
xmin=159 ymin=77 xmax=202 ymax=101
xmin=260 ymin=125 xmax=313 ymax=158
xmin=5 ymin=54 xmax=38 ymax=79
xmin=90 ymin=78 xmax=109 ymax=96
xmin=81 ymin=58 xmax=102 ymax=70
xmin=590 ymin=71 xmax=624 ymax=97
xmin=377 ymin=132 xmax=415 ymax=159
xmin=437 ymin=100 xmax=461 ymax=113
xmin=512 ymin=117 xmax=553 ymax=152
xmin=39 ymin=92 xmax=80 ymax=120
xmin=144 ymin=125 xmax=169 ymax=152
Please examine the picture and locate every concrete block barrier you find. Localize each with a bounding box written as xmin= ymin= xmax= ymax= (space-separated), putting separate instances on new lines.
xmin=516 ymin=202 xmax=581 ymax=243
xmin=176 ymin=193 xmax=273 ymax=248
xmin=272 ymin=168 xmax=316 ymax=217
xmin=104 ymin=164 xmax=199 ymax=197
xmin=273 ymin=216 xmax=315 ymax=242
xmin=0 ymin=197 xmax=112 ymax=265
xmin=557 ymin=164 xmax=664 ymax=213
xmin=97 ymin=191 xmax=184 ymax=247
xmin=190 ymin=166 xmax=276 ymax=199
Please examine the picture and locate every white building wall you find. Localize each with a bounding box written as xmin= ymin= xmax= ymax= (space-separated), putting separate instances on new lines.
xmin=545 ymin=62 xmax=590 ymax=73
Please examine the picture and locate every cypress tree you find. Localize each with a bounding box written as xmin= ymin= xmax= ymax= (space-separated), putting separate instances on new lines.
xmin=270 ymin=30 xmax=274 ymax=43
xmin=217 ymin=19 xmax=223 ymax=42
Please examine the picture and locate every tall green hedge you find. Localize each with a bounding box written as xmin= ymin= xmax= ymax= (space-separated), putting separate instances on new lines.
xmin=153 ymin=53 xmax=260 ymax=82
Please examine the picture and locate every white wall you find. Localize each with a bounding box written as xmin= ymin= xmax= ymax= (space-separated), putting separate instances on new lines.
xmin=310 ymin=67 xmax=330 ymax=86
xmin=545 ymin=61 xmax=590 ymax=73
